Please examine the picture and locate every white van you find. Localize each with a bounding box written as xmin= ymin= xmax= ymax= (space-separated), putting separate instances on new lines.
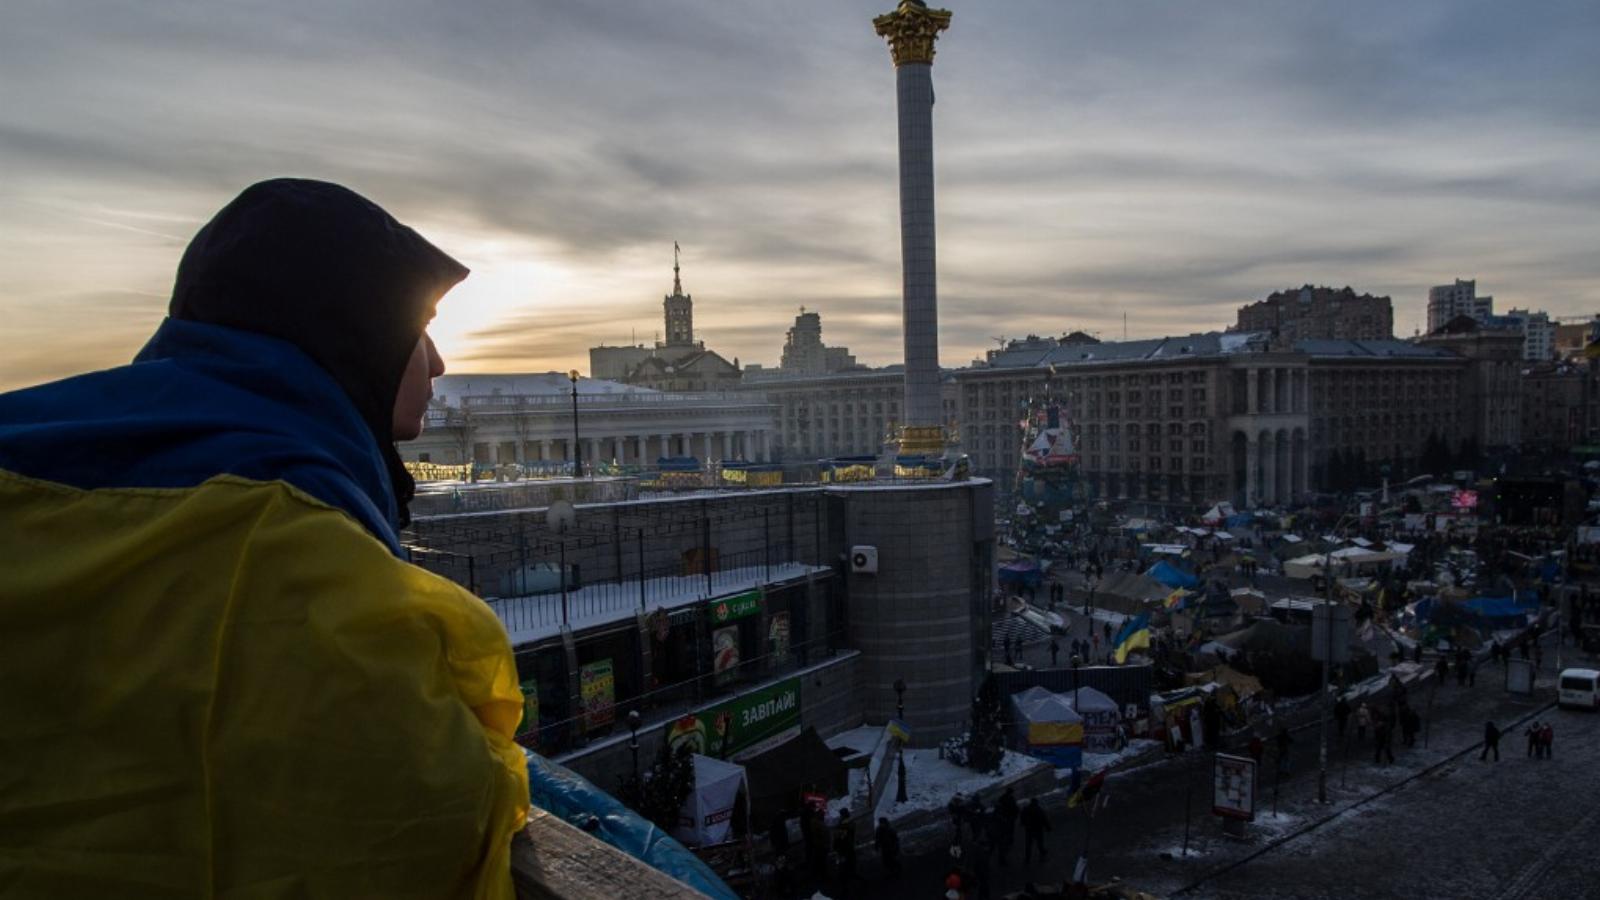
xmin=1557 ymin=668 xmax=1600 ymax=710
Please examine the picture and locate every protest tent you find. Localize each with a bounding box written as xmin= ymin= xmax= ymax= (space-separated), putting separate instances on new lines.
xmin=1064 ymin=686 xmax=1122 ymax=752
xmin=1009 ymin=686 xmax=1084 ymax=769
xmin=672 ymin=754 xmax=750 ymax=848
xmin=999 ymin=559 xmax=1045 ymax=589
xmin=740 ymin=727 xmax=847 ymax=826
xmin=1145 ymin=560 xmax=1199 ymax=590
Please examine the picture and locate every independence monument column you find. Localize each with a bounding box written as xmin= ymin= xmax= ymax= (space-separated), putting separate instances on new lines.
xmin=875 ymin=0 xmax=952 ymax=459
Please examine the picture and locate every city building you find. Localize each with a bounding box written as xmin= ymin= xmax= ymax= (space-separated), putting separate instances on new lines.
xmin=757 ymin=308 xmax=860 ymax=377
xmin=957 ymin=333 xmax=1478 ymax=507
xmin=738 ymin=368 xmax=959 ymax=462
xmin=1426 ymin=278 xmax=1494 ymax=333
xmin=587 ymin=247 xmax=742 ymax=393
xmin=1553 ymin=316 xmax=1600 ymax=360
xmin=1233 ymin=285 xmax=1394 ymax=344
xmin=402 ymin=456 xmax=995 ymax=791
xmin=1417 ymin=316 xmax=1525 ymax=455
xmin=1504 ymin=307 xmax=1556 ymax=361
xmin=1519 ymin=360 xmax=1595 ymax=455
xmin=400 ymin=372 xmax=777 ymax=467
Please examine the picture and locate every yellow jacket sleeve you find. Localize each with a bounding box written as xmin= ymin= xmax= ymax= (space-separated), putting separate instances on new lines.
xmin=0 ymin=471 xmax=530 ymax=899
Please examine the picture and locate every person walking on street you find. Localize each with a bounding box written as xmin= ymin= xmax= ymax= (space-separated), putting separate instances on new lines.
xmin=1481 ymin=721 xmax=1501 ymax=762
xmin=1334 ymin=696 xmax=1351 ymax=739
xmin=994 ymin=786 xmax=1019 ymax=866
xmin=1540 ymin=722 xmax=1554 ymax=759
xmin=1526 ymin=721 xmax=1541 ymax=758
xmin=1020 ymin=799 xmax=1051 ymax=864
xmin=1355 ymin=702 xmax=1371 ymax=743
xmin=873 ymin=817 xmax=901 ymax=878
xmin=1049 ymin=639 xmax=1060 ymax=668
xmin=947 ymin=793 xmax=965 ymax=840
xmin=1373 ymin=715 xmax=1395 ymax=765
xmin=832 ymin=809 xmax=860 ymax=897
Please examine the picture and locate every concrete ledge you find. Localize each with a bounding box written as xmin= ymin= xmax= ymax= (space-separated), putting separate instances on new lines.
xmin=512 ymin=807 xmax=708 ymax=899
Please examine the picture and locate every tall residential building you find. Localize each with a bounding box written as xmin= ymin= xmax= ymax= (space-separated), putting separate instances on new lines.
xmin=1427 ymin=279 xmax=1494 ymax=332
xmin=1504 ymin=307 xmax=1556 ymax=361
xmin=774 ymin=309 xmax=859 ymax=376
xmin=1234 ymin=285 xmax=1394 ymax=344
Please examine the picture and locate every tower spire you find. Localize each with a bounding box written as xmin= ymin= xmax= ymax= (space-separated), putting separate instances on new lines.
xmin=673 ymin=240 xmax=682 ymax=296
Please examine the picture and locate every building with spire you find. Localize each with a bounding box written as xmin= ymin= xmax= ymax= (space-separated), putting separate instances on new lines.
xmin=588 ymin=244 xmax=742 ymax=393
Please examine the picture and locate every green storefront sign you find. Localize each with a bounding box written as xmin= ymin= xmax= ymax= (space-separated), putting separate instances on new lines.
xmin=708 ymin=589 xmax=762 ymax=624
xmin=666 ymin=676 xmax=802 ymax=759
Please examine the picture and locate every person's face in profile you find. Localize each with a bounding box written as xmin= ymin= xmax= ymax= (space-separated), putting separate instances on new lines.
xmin=392 ymin=332 xmax=445 ymax=441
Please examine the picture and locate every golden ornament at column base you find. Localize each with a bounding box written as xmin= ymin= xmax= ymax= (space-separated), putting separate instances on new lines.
xmin=895 ymin=424 xmax=948 ymax=457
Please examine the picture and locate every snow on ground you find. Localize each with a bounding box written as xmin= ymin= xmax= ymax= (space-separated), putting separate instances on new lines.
xmin=1076 ymin=738 xmax=1164 ymax=775
xmin=872 ymin=747 xmax=1044 ymax=821
xmin=488 ymin=561 xmax=828 ymax=644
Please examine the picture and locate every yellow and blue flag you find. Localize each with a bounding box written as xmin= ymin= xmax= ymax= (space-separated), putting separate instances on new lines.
xmin=1112 ymin=612 xmax=1151 ymax=664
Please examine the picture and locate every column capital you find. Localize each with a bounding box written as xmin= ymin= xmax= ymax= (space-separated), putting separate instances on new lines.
xmin=873 ymin=1 xmax=951 ymax=67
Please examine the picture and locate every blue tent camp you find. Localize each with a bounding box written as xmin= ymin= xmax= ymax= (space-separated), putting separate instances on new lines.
xmin=1462 ymin=595 xmax=1538 ymax=629
xmin=1000 ymin=559 xmax=1044 ymax=589
xmin=1145 ymin=560 xmax=1199 ymax=590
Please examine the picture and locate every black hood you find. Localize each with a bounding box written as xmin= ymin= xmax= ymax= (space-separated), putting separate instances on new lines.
xmin=169 ymin=178 xmax=467 ymax=528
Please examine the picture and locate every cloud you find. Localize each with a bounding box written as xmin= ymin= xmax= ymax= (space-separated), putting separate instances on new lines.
xmin=2 ymin=0 xmax=1598 ymax=391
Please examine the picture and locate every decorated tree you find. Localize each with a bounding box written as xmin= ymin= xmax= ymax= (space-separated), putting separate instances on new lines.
xmin=963 ymin=675 xmax=1006 ymax=774
xmin=618 ymin=741 xmax=697 ymax=830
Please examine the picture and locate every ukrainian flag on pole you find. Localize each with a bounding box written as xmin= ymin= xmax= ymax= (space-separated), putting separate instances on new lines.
xmin=1112 ymin=613 xmax=1151 ymax=664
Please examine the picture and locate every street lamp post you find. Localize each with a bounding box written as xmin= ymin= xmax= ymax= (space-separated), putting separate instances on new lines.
xmin=627 ymin=709 xmax=642 ymax=786
xmin=894 ymin=678 xmax=908 ymax=803
xmin=1317 ymin=513 xmax=1354 ymax=805
xmin=567 ymin=369 xmax=583 ymax=478
xmin=1071 ymin=654 xmax=1082 ymax=711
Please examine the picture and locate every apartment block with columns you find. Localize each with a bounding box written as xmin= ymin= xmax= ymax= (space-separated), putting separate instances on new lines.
xmin=957 ymin=333 xmax=1473 ymax=507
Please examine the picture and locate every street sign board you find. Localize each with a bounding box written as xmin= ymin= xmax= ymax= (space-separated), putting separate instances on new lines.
xmin=1212 ymin=753 xmax=1257 ymax=821
xmin=1310 ymin=603 xmax=1352 ymax=663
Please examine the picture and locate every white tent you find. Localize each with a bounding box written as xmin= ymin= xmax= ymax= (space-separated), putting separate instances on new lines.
xmin=1064 ymin=686 xmax=1122 ymax=753
xmin=673 ymin=753 xmax=749 ymax=847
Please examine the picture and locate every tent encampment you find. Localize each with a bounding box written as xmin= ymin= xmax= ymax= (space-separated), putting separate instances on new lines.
xmin=1009 ymin=686 xmax=1084 ymax=769
xmin=1145 ymin=560 xmax=1199 ymax=590
xmin=673 ymin=754 xmax=750 ymax=847
xmin=1064 ymin=686 xmax=1122 ymax=753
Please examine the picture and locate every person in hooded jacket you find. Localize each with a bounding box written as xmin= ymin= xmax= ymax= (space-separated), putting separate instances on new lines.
xmin=0 ymin=179 xmax=529 ymax=899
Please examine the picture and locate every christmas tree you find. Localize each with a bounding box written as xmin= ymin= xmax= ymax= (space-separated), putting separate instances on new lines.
xmin=618 ymin=741 xmax=697 ymax=830
xmin=963 ymin=675 xmax=1006 ymax=774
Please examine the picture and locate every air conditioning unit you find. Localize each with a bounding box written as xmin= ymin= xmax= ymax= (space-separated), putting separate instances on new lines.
xmin=850 ymin=545 xmax=878 ymax=575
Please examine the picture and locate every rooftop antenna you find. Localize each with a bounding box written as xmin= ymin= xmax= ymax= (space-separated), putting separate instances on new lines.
xmin=991 ymin=335 xmax=1008 ymax=348
xmin=1123 ymin=311 xmax=1128 ymax=341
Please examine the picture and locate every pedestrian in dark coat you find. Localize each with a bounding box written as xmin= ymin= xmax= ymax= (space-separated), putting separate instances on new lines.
xmin=832 ymin=810 xmax=859 ymax=896
xmin=994 ymin=786 xmax=1019 ymax=865
xmin=1540 ymin=722 xmax=1554 ymax=759
xmin=873 ymin=817 xmax=901 ymax=877
xmin=1373 ymin=715 xmax=1395 ymax=765
xmin=948 ymin=793 xmax=965 ymax=838
xmin=1049 ymin=639 xmax=1060 ymax=667
xmin=1333 ymin=696 xmax=1351 ymax=738
xmin=1526 ymin=721 xmax=1541 ymax=758
xmin=1480 ymin=721 xmax=1501 ymax=761
xmin=1019 ymin=799 xmax=1051 ymax=864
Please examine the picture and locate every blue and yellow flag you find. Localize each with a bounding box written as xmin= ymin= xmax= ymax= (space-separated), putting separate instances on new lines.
xmin=1112 ymin=613 xmax=1151 ymax=664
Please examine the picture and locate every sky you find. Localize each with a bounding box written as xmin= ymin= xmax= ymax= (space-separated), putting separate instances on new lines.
xmin=2 ymin=1 xmax=1598 ymax=391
